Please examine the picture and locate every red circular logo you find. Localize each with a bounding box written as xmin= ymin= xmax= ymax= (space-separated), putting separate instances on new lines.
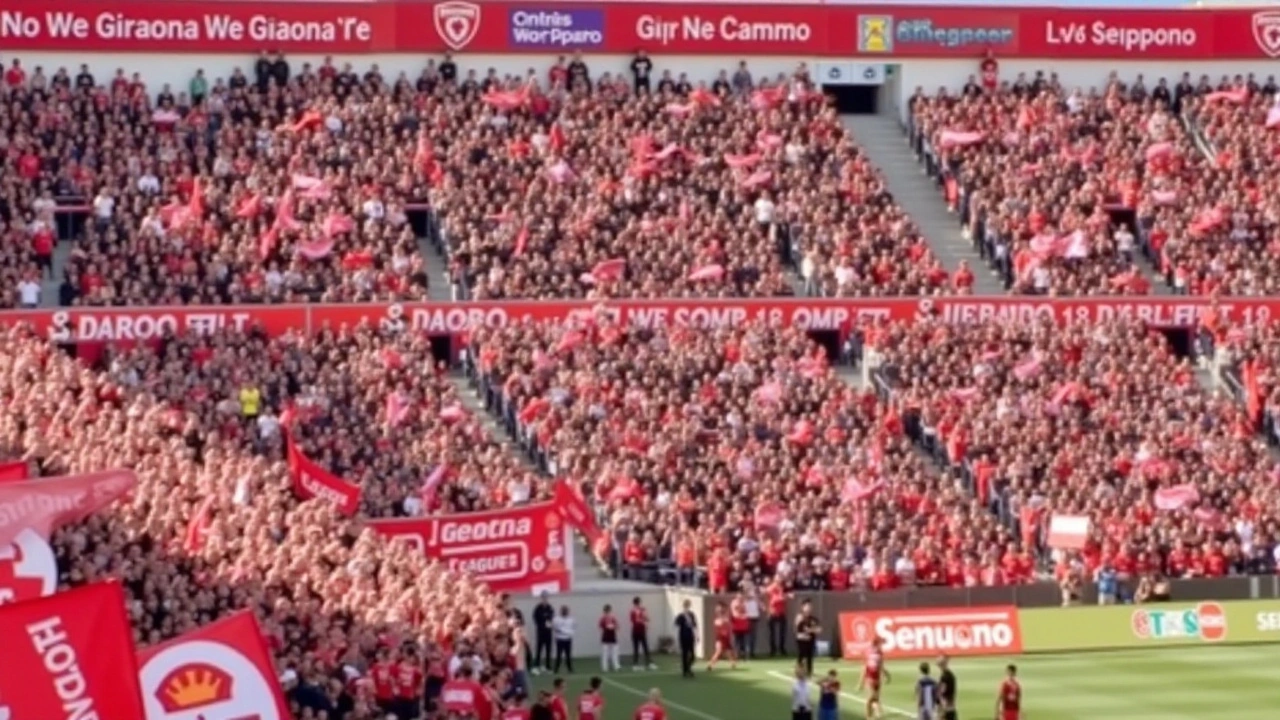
xmin=1197 ymin=603 xmax=1227 ymax=642
xmin=1131 ymin=611 xmax=1151 ymax=638
xmin=850 ymin=618 xmax=872 ymax=643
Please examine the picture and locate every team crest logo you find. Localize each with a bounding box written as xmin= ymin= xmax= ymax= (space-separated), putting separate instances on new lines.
xmin=434 ymin=1 xmax=481 ymax=51
xmin=1253 ymin=12 xmax=1280 ymax=58
xmin=0 ymin=529 xmax=58 ymax=605
xmin=858 ymin=15 xmax=893 ymax=54
xmin=140 ymin=640 xmax=282 ymax=720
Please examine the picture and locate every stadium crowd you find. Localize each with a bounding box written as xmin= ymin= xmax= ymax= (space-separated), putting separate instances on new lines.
xmin=4 ymin=46 xmax=1280 ymax=720
xmin=912 ymin=69 xmax=1280 ymax=297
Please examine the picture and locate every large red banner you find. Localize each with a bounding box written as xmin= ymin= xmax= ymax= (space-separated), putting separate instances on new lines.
xmin=0 ymin=581 xmax=148 ymax=720
xmin=0 ymin=469 xmax=137 ymax=548
xmin=0 ymin=297 xmax=1269 ymax=354
xmin=137 ymin=611 xmax=290 ymax=720
xmin=286 ymin=435 xmax=362 ymax=516
xmin=369 ymin=501 xmax=573 ymax=594
xmin=0 ymin=2 xmax=1277 ymax=58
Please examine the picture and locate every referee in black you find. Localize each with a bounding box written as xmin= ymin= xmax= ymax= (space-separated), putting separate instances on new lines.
xmin=938 ymin=654 xmax=958 ymax=720
xmin=675 ymin=600 xmax=698 ymax=678
xmin=793 ymin=599 xmax=821 ymax=676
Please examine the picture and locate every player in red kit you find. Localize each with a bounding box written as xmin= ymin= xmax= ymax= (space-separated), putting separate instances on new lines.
xmin=996 ymin=664 xmax=1021 ymax=720
xmin=397 ymin=647 xmax=425 ymax=719
xmin=634 ymin=689 xmax=667 ymax=720
xmin=503 ymin=692 xmax=532 ymax=720
xmin=549 ymin=677 xmax=569 ymax=720
xmin=858 ymin=637 xmax=891 ymax=720
xmin=600 ymin=605 xmax=621 ymax=672
xmin=630 ymin=596 xmax=656 ymax=670
xmin=441 ymin=665 xmax=484 ymax=718
xmin=706 ymin=602 xmax=737 ymax=671
xmin=577 ymin=676 xmax=605 ymax=720
xmin=370 ymin=648 xmax=398 ymax=716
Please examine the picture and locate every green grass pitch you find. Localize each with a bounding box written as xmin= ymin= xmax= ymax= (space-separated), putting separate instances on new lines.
xmin=532 ymin=644 xmax=1276 ymax=719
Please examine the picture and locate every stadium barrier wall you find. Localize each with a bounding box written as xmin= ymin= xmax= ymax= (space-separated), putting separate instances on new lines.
xmin=699 ymin=576 xmax=1280 ymax=660
xmin=1020 ymin=600 xmax=1280 ymax=651
xmin=516 ymin=586 xmax=706 ymax=659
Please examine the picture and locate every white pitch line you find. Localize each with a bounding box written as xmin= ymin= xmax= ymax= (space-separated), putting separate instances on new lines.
xmin=601 ymin=676 xmax=726 ymax=720
xmin=766 ymin=670 xmax=916 ymax=719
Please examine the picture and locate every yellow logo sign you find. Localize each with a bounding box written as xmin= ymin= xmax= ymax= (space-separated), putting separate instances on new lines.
xmin=156 ymin=662 xmax=234 ymax=712
xmin=858 ymin=15 xmax=893 ymax=54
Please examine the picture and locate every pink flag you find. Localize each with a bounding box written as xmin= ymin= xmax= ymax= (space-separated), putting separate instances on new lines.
xmin=235 ymin=193 xmax=262 ymax=219
xmin=292 ymin=174 xmax=323 ymax=190
xmin=949 ymin=386 xmax=981 ymax=402
xmin=1058 ymin=230 xmax=1089 ymax=260
xmin=1151 ymin=189 xmax=1178 ymax=205
xmin=1267 ymin=106 xmax=1280 ymax=129
xmin=1013 ymin=357 xmax=1042 ymax=381
xmin=750 ymin=86 xmax=786 ymax=110
xmin=742 ymin=170 xmax=773 ymax=190
xmin=547 ymin=161 xmax=576 ymax=184
xmin=938 ymin=130 xmax=985 ymax=149
xmin=653 ymin=144 xmax=683 ymax=162
xmin=323 ymin=212 xmax=355 ymax=239
xmin=724 ymin=153 xmax=761 ymax=169
xmin=1029 ymin=233 xmax=1056 ymax=255
xmin=754 ymin=381 xmax=783 ymax=405
xmin=591 ymin=258 xmax=626 ymax=282
xmin=302 ymin=182 xmax=332 ymax=200
xmin=482 ymin=90 xmax=525 ymax=110
xmin=274 ymin=190 xmax=300 ymax=231
xmin=439 ymin=404 xmax=466 ymax=423
xmin=841 ymin=478 xmax=884 ymax=503
xmin=1145 ymin=142 xmax=1174 ymax=161
xmin=755 ymin=132 xmax=784 ymax=151
xmin=1205 ymin=88 xmax=1248 ymax=104
xmin=0 ymin=470 xmax=137 ymax=547
xmin=687 ymin=264 xmax=725 ymax=282
xmin=421 ymin=464 xmax=447 ymax=505
xmin=1154 ymin=483 xmax=1200 ymax=511
xmin=753 ymin=501 xmax=784 ymax=534
xmin=665 ymin=102 xmax=695 ymax=117
xmin=385 ymin=392 xmax=410 ymax=428
xmin=296 ymin=238 xmax=335 ymax=260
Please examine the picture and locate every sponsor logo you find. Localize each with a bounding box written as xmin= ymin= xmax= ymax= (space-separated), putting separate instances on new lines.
xmin=1255 ymin=611 xmax=1280 ymax=632
xmin=857 ymin=14 xmax=891 ymax=52
xmin=892 ymin=17 xmax=1014 ymax=49
xmin=634 ymin=13 xmax=812 ymax=47
xmin=1132 ymin=602 xmax=1226 ymax=642
xmin=139 ymin=640 xmax=282 ymax=720
xmin=1252 ymin=11 xmax=1280 ymax=58
xmin=1044 ymin=20 xmax=1198 ymax=53
xmin=0 ymin=529 xmax=58 ymax=605
xmin=155 ymin=662 xmax=234 ymax=712
xmin=434 ymin=0 xmax=480 ymax=50
xmin=509 ymin=8 xmax=604 ymax=49
xmin=840 ymin=608 xmax=1023 ymax=659
xmin=437 ymin=516 xmax=533 ymax=545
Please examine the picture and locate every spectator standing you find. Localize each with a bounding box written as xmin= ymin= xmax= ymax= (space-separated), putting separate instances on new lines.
xmin=630 ymin=51 xmax=653 ymax=94
xmin=16 ymin=273 xmax=39 ymax=308
xmin=794 ymin=600 xmax=820 ymax=677
xmin=552 ymin=605 xmax=575 ymax=674
xmin=675 ymin=600 xmax=697 ymax=679
xmin=532 ymin=593 xmax=555 ymax=674
xmin=743 ymin=584 xmax=762 ymax=659
xmin=767 ymin=580 xmax=789 ymax=657
xmin=1096 ymin=562 xmax=1119 ymax=605
xmin=630 ymin=597 xmax=656 ymax=671
xmin=599 ymin=604 xmax=621 ymax=672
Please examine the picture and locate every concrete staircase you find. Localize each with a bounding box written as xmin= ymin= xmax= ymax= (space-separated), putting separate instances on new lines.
xmin=39 ymin=241 xmax=74 ymax=307
xmin=447 ymin=371 xmax=602 ymax=579
xmin=843 ymin=114 xmax=1004 ymax=296
xmin=418 ymin=236 xmax=454 ymax=302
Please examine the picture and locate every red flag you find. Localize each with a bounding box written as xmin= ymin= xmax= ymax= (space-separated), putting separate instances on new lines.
xmin=754 ymin=501 xmax=784 ymax=535
xmin=385 ymin=391 xmax=410 ymax=428
xmin=137 ymin=611 xmax=291 ymax=719
xmin=183 ymin=496 xmax=214 ymax=553
xmin=0 ymin=581 xmax=147 ymax=719
xmin=0 ymin=460 xmax=28 ymax=484
xmin=234 ymin=192 xmax=262 ymax=219
xmin=553 ymin=479 xmax=602 ymax=544
xmin=0 ymin=469 xmax=136 ymax=548
xmin=513 ymin=223 xmax=530 ymax=256
xmin=187 ymin=176 xmax=205 ymax=224
xmin=286 ymin=436 xmax=362 ymax=516
xmin=549 ymin=122 xmax=566 ymax=153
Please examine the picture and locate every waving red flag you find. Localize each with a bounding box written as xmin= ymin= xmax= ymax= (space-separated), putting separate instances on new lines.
xmin=0 ymin=581 xmax=147 ymax=720
xmin=0 ymin=460 xmax=28 ymax=484
xmin=0 ymin=469 xmax=136 ymax=548
xmin=285 ymin=436 xmax=362 ymax=516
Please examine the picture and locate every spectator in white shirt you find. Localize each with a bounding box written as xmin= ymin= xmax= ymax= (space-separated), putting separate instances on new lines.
xmin=754 ymin=194 xmax=776 ymax=225
xmin=552 ymin=605 xmax=575 ymax=674
xmin=92 ymin=190 xmax=115 ymax=230
xmin=17 ymin=277 xmax=40 ymax=308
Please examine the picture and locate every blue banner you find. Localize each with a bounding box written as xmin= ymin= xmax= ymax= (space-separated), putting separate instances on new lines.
xmin=508 ymin=8 xmax=606 ymax=49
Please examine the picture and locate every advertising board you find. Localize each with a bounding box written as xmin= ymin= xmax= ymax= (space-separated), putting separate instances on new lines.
xmin=1020 ymin=601 xmax=1280 ymax=652
xmin=838 ymin=607 xmax=1024 ymax=659
xmin=1 ymin=1 xmax=1278 ymax=59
